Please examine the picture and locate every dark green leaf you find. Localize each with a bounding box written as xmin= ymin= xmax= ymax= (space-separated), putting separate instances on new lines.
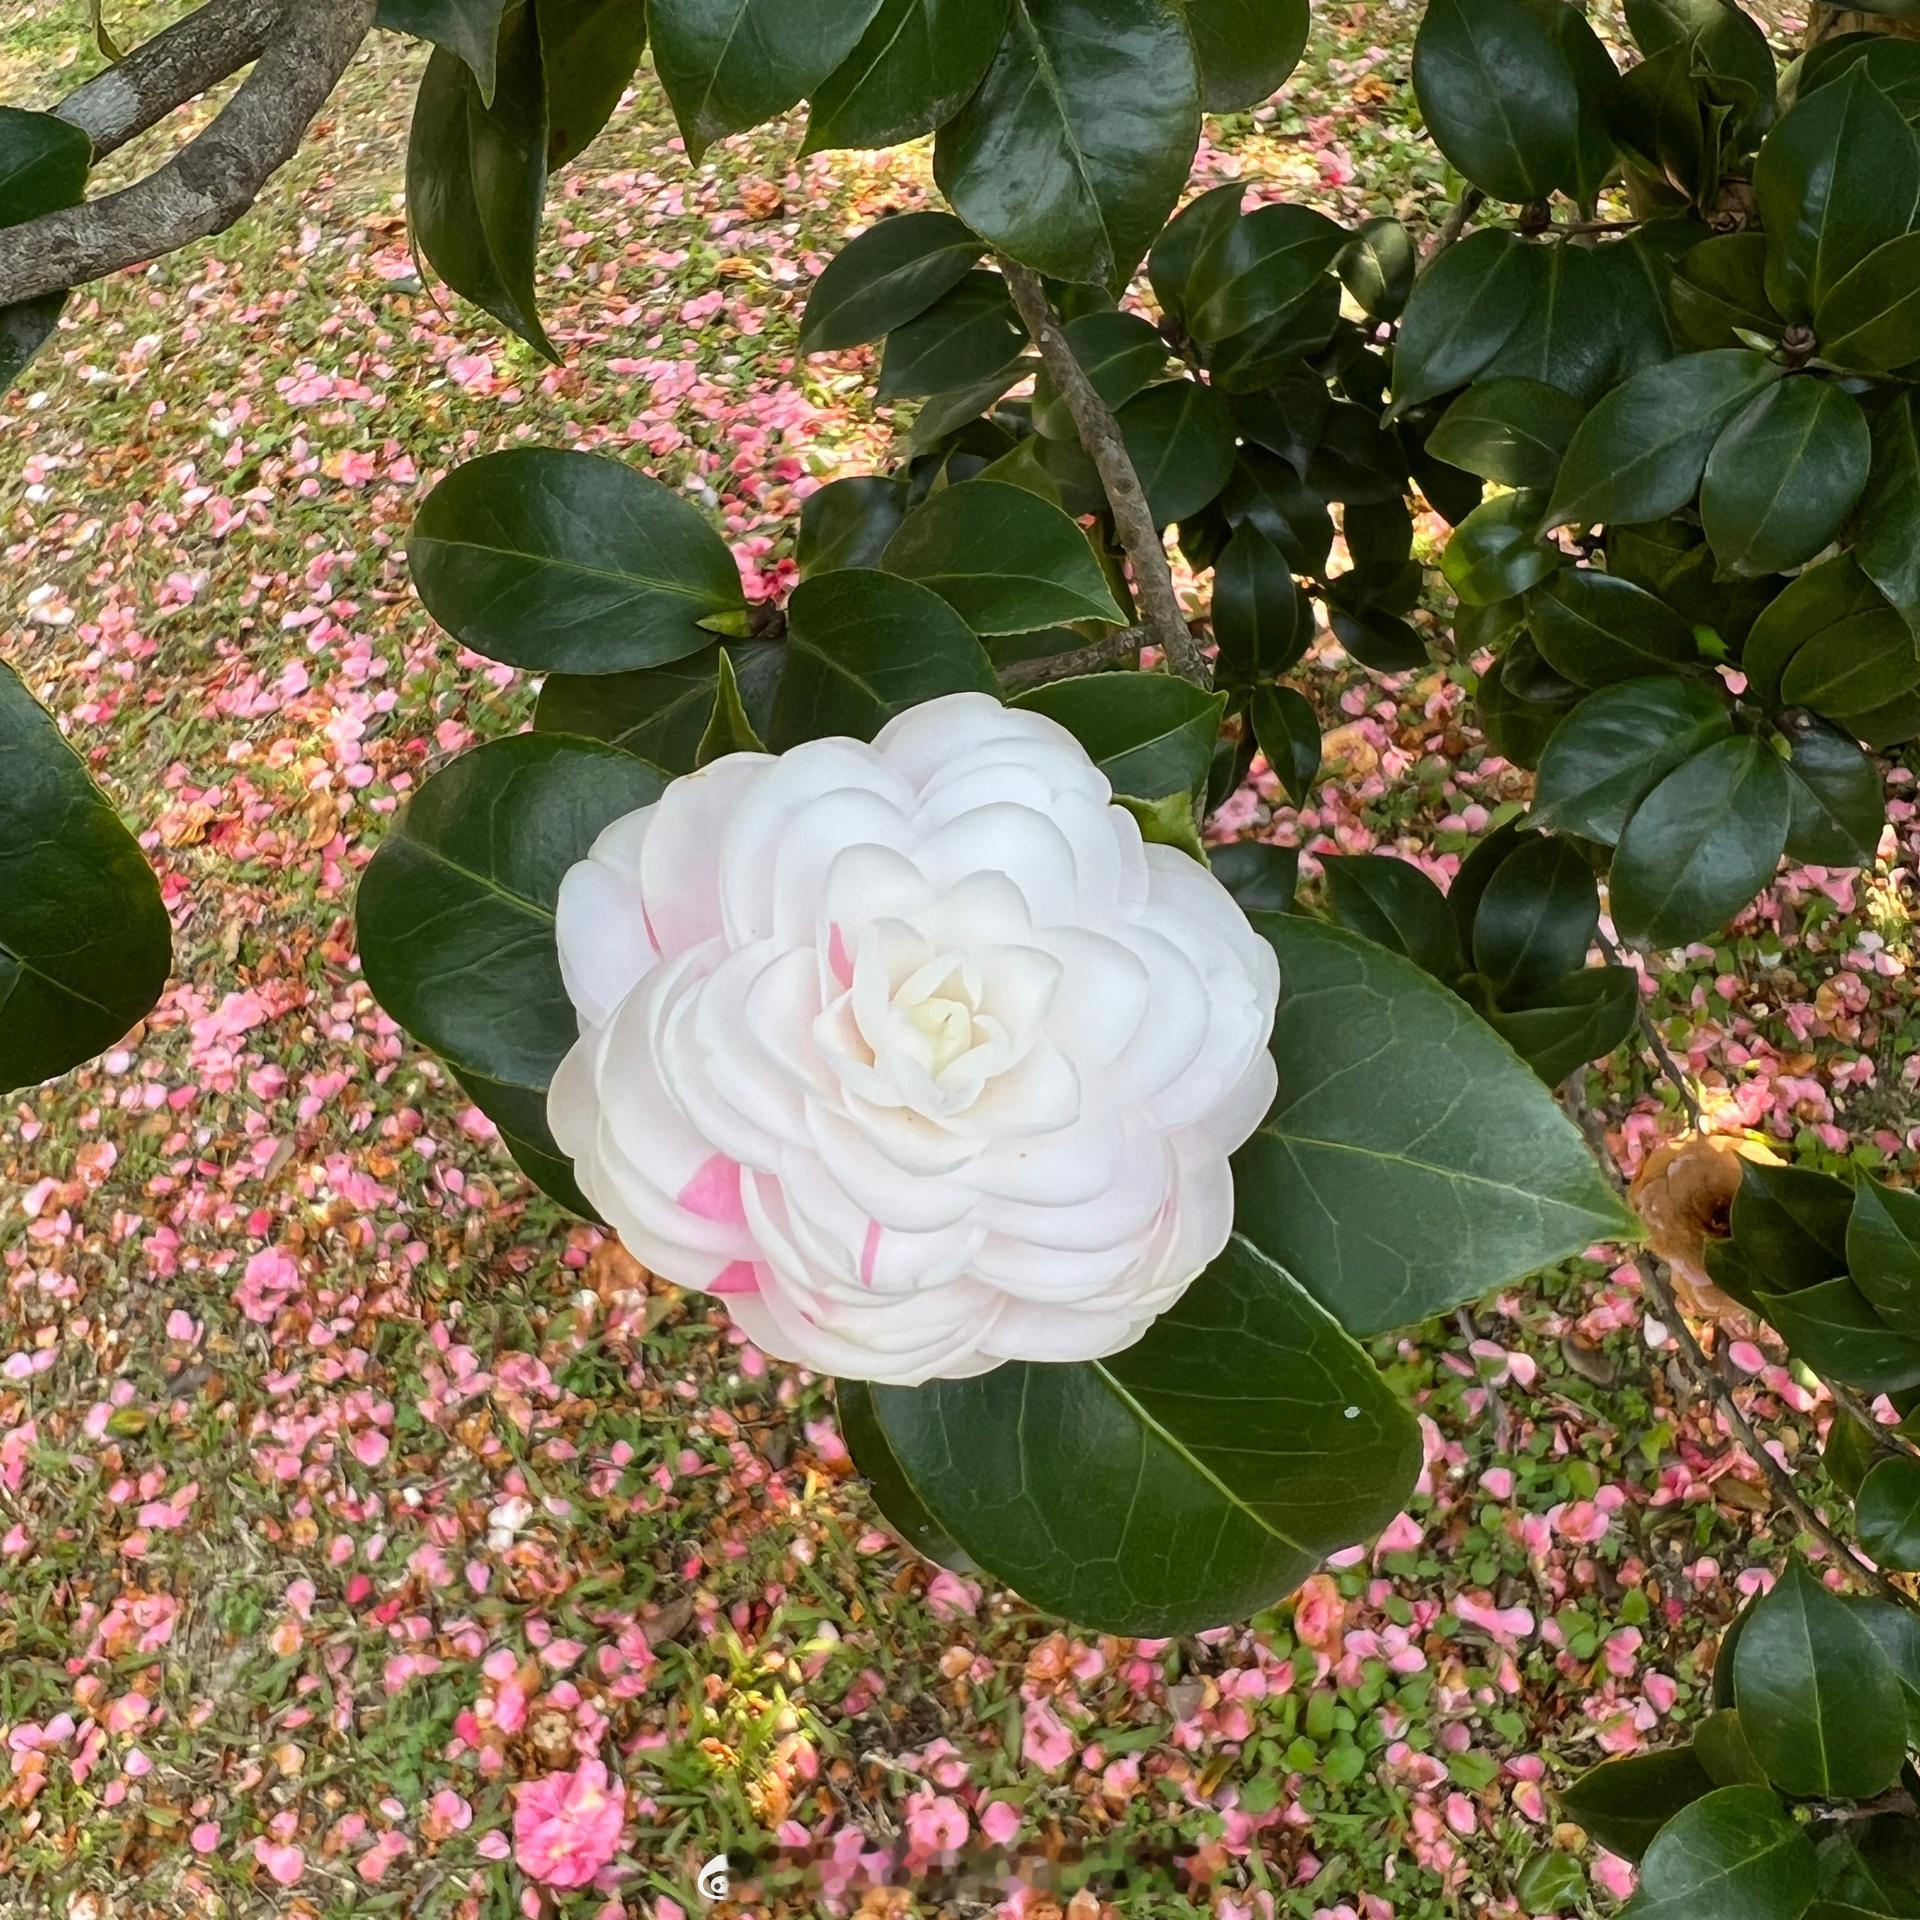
xmin=1743 ymin=552 xmax=1893 ymax=708
xmin=379 ymin=0 xmax=509 ymax=97
xmin=1518 ymin=1851 xmax=1587 ymax=1915
xmin=693 ymin=648 xmax=768 ymax=764
xmin=1609 ymin=735 xmax=1791 ymax=948
xmin=1247 ymin=684 xmax=1320 ymax=806
xmin=1849 ymin=1177 xmax=1920 ymax=1337
xmin=410 ymin=448 xmax=749 ymax=673
xmin=1014 ymin=672 xmax=1226 ymax=799
xmin=1429 ymin=378 xmax=1585 ymax=493
xmin=1545 ymin=350 xmax=1786 ymax=532
xmin=1731 ymin=1157 xmax=1852 ymax=1288
xmin=1672 ymin=232 xmax=1784 ymax=352
xmin=769 ymin=569 xmax=997 ymax=747
xmin=1149 ymin=182 xmax=1243 ymax=328
xmin=803 ymin=0 xmax=1011 ymax=153
xmin=1778 ymin=608 xmax=1920 ymax=719
xmin=1187 ymin=203 xmax=1346 ymax=345
xmin=933 ymin=0 xmax=1200 ymax=287
xmin=1531 ymin=676 xmax=1733 ymax=843
xmin=447 ymin=1063 xmax=596 ymax=1219
xmin=1857 ymin=390 xmax=1920 ymax=633
xmin=1117 ymin=378 xmax=1239 ymax=525
xmin=650 ymin=0 xmax=885 ymax=158
xmin=1412 ymin=0 xmax=1580 ymax=202
xmin=1337 ymin=216 xmax=1416 ymax=322
xmin=536 ymin=0 xmax=651 ymax=167
xmin=883 ymin=479 xmax=1125 ymax=631
xmin=1321 ymin=855 xmax=1462 ymax=980
xmin=1480 ymin=240 xmax=1621 ymax=406
xmin=800 ymin=211 xmax=984 ymax=353
xmin=1808 ymin=1831 xmax=1920 ymax=1920
xmin=1442 ymin=490 xmax=1560 ymax=606
xmin=0 ymin=109 xmax=91 ymax=392
xmin=1626 ymin=0 xmax=1777 ymax=144
xmin=1447 ymin=816 xmax=1530 ymax=951
xmin=1204 ymin=276 xmax=1343 ymax=391
xmin=1845 ymin=1595 xmax=1920 ymax=1745
xmin=1471 ymin=833 xmax=1598 ymax=1002
xmin=1622 ymin=1785 xmax=1818 ymax=1920
xmin=1478 ymin=639 xmax=1581 ymax=769
xmin=356 ymin=735 xmax=667 ymax=1196
xmin=1210 ymin=839 xmax=1301 ymax=912
xmin=1221 ymin=450 xmax=1335 ymax=575
xmin=1610 ymin=42 xmax=1726 ymax=206
xmin=0 ymin=664 xmax=170 ymax=1093
xmin=1781 ymin=712 xmax=1885 ymax=867
xmin=798 ymin=475 xmax=909 ymax=575
xmin=1700 ymin=378 xmax=1872 ymax=578
xmin=1328 ymin=602 xmax=1431 ymax=674
xmin=1733 ymin=1560 xmax=1908 ymax=1800
xmin=1799 ymin=31 xmax=1920 ymax=123
xmin=534 ymin=642 xmax=784 ymax=772
xmin=405 ymin=9 xmax=556 ymax=359
xmin=1557 ymin=1746 xmax=1716 ymax=1864
xmin=1387 ymin=229 xmax=1543 ymax=418
xmin=836 ymin=1380 xmax=978 ymax=1573
xmin=1768 ymin=1278 xmax=1920 ymax=1394
xmin=1184 ymin=0 xmax=1311 ymax=109
xmin=903 ymin=358 xmax=1037 ymax=456
xmin=859 ymin=1234 xmax=1421 ymax=1636
xmin=877 ymin=270 xmax=1027 ymax=398
xmin=1214 ymin=525 xmax=1309 ymax=684
xmin=1548 ymin=0 xmax=1624 ymax=203
xmin=1304 ymin=400 xmax=1408 ymax=507
xmin=1234 ymin=915 xmax=1634 ymax=1334
xmin=1692 ymin=1711 xmax=1770 ymax=1787
xmin=1480 ymin=965 xmax=1641 ymax=1085
xmin=1753 ymin=66 xmax=1920 ymax=319
xmin=1857 ymin=1457 xmax=1920 ymax=1572
xmin=1031 ymin=310 xmax=1169 ymax=439
xmin=1817 ymin=230 xmax=1920 ymax=375
xmin=1529 ymin=570 xmax=1701 ymax=689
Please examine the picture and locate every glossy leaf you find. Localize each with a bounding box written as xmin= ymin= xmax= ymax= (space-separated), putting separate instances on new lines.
xmin=1766 ymin=1277 xmax=1920 ymax=1393
xmin=1529 ymin=571 xmax=1700 ymax=689
xmin=1337 ymin=216 xmax=1416 ymax=322
xmin=858 ymin=1234 xmax=1421 ymax=1636
xmin=1031 ymin=310 xmax=1168 ymax=440
xmin=836 ymin=1380 xmax=977 ymax=1572
xmin=803 ymin=0 xmax=1011 ymax=153
xmin=1221 ymin=451 xmax=1335 ymax=576
xmin=650 ymin=0 xmax=884 ymax=158
xmin=1014 ymin=672 xmax=1226 ymax=800
xmin=1781 ymin=713 xmax=1885 ymax=868
xmin=1671 ymin=232 xmax=1783 ymax=352
xmin=1321 ymin=855 xmax=1461 ymax=981
xmin=883 ymin=480 xmax=1124 ymax=632
xmin=1777 ymin=608 xmax=1920 ymax=719
xmin=1818 ymin=230 xmax=1920 ymax=375
xmin=1210 ymin=840 xmax=1301 ymax=912
xmin=1730 ymin=1157 xmax=1851 ymax=1289
xmin=1609 ymin=736 xmax=1790 ymax=948
xmin=1480 ymin=240 xmax=1620 ymax=406
xmin=1858 ymin=390 xmax=1920 ymax=632
xmin=1442 ymin=490 xmax=1559 ymax=606
xmin=1117 ymin=379 xmax=1238 ymax=525
xmin=769 ymin=570 xmax=997 ymax=747
xmin=1187 ymin=203 xmax=1346 ymax=345
xmin=876 ymin=270 xmax=1026 ymax=399
xmin=694 ymin=649 xmax=768 ymax=764
xmin=1234 ymin=915 xmax=1634 ymax=1335
xmin=537 ymin=0 xmax=651 ymax=167
xmin=1700 ymin=378 xmax=1872 ymax=578
xmin=534 ymin=642 xmax=784 ymax=773
xmin=0 ymin=664 xmax=171 ymax=1094
xmin=903 ymin=358 xmax=1036 ymax=456
xmin=1471 ymin=834 xmax=1598 ymax=1003
xmin=1203 ymin=277 xmax=1342 ymax=391
xmin=1742 ymin=553 xmax=1893 ymax=708
xmin=405 ymin=9 xmax=555 ymax=359
xmin=1626 ymin=0 xmax=1777 ymax=143
xmin=356 ymin=735 xmax=667 ymax=1193
xmin=1857 ymin=1457 xmax=1920 ymax=1573
xmin=378 ymin=0 xmax=510 ymax=97
xmin=1621 ymin=1785 xmax=1818 ymax=1920
xmin=1185 ymin=0 xmax=1311 ymax=109
xmin=1148 ymin=182 xmax=1244 ymax=328
xmin=1557 ymin=1746 xmax=1716 ymax=1864
xmin=1481 ymin=966 xmax=1640 ymax=1086
xmin=797 ymin=475 xmax=909 ymax=575
xmin=800 ymin=211 xmax=984 ymax=353
xmin=1387 ymin=229 xmax=1541 ymax=418
xmin=1429 ymin=379 xmax=1585 ymax=493
xmin=410 ymin=448 xmax=749 ymax=673
xmin=0 ymin=109 xmax=92 ymax=392
xmin=1412 ymin=0 xmax=1579 ymax=203
xmin=1544 ymin=350 xmax=1785 ymax=532
xmin=1753 ymin=67 xmax=1920 ymax=319
xmin=1214 ymin=525 xmax=1309 ymax=685
xmin=1849 ymin=1177 xmax=1920 ymax=1336
xmin=1732 ymin=1559 xmax=1907 ymax=1800
xmin=1248 ymin=685 xmax=1322 ymax=805
xmin=934 ymin=0 xmax=1201 ymax=287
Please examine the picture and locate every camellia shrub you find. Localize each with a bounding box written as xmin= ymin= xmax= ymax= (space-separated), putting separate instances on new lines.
xmin=6 ymin=0 xmax=1920 ymax=1904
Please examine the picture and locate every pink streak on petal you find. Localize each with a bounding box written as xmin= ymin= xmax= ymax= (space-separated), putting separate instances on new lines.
xmin=710 ymin=1261 xmax=762 ymax=1296
xmin=641 ymin=901 xmax=663 ymax=955
xmin=860 ymin=1220 xmax=883 ymax=1289
xmin=828 ymin=923 xmax=854 ymax=989
xmin=678 ymin=1153 xmax=748 ymax=1227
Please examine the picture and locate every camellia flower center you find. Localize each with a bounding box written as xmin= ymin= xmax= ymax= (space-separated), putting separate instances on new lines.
xmin=892 ymin=957 xmax=985 ymax=1078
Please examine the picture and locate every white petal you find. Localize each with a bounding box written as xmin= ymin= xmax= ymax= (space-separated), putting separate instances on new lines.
xmin=638 ymin=755 xmax=770 ymax=955
xmin=555 ymin=859 xmax=657 ymax=1030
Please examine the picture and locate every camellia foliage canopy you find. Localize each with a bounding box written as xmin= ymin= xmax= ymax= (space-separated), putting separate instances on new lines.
xmin=5 ymin=0 xmax=1920 ymax=1903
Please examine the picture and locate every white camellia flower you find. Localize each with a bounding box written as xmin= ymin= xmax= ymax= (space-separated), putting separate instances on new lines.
xmin=548 ymin=692 xmax=1280 ymax=1386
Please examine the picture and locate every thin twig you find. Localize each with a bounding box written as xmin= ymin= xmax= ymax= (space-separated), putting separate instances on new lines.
xmin=1426 ymin=186 xmax=1484 ymax=260
xmin=999 ymin=628 xmax=1147 ymax=692
xmin=1563 ymin=1078 xmax=1913 ymax=1608
xmin=1598 ymin=929 xmax=1707 ymax=1130
xmin=0 ymin=0 xmax=377 ymax=309
xmin=998 ymin=259 xmax=1210 ymax=689
xmin=55 ymin=0 xmax=283 ymax=157
xmin=1821 ymin=1375 xmax=1920 ymax=1463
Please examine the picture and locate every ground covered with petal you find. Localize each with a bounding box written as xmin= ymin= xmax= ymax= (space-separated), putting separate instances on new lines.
xmin=0 ymin=2 xmax=1913 ymax=1917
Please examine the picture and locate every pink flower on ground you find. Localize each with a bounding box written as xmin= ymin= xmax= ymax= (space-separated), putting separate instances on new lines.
xmin=907 ymin=1793 xmax=969 ymax=1854
xmin=1292 ymin=1573 xmax=1347 ymax=1652
xmin=1021 ymin=1700 xmax=1075 ymax=1772
xmin=255 ymin=1841 xmax=305 ymax=1887
xmin=1593 ymin=1851 xmax=1637 ymax=1901
xmin=513 ymin=1758 xmax=626 ymax=1889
